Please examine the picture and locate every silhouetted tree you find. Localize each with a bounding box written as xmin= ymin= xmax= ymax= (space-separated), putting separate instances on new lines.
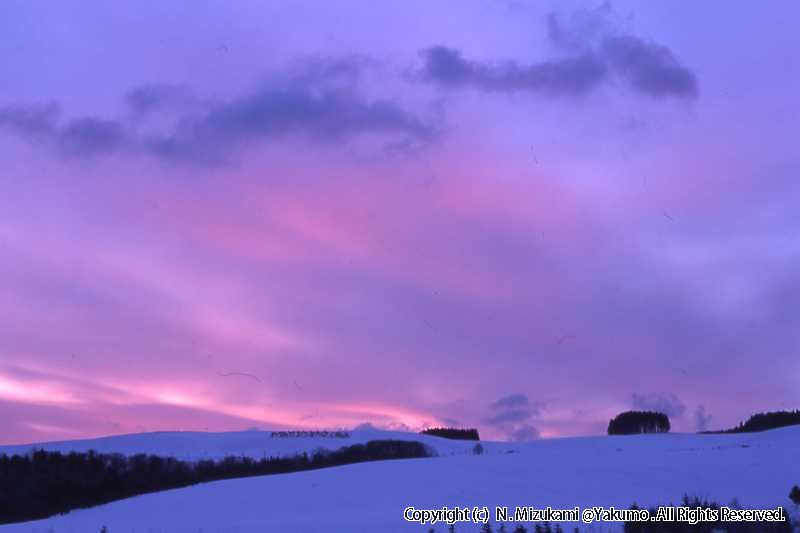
xmin=790 ymin=485 xmax=800 ymax=505
xmin=608 ymin=411 xmax=670 ymax=435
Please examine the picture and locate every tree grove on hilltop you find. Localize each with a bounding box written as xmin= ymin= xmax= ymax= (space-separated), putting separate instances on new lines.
xmin=607 ymin=410 xmax=670 ymax=435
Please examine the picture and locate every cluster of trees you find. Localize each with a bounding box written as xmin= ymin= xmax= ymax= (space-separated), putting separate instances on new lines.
xmin=0 ymin=439 xmax=430 ymax=524
xmin=703 ymin=410 xmax=800 ymax=434
xmin=608 ymin=411 xmax=671 ymax=435
xmin=421 ymin=427 xmax=481 ymax=440
xmin=269 ymin=430 xmax=350 ymax=438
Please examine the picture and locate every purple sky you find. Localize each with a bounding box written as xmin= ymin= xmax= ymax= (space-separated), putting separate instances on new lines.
xmin=1 ymin=0 xmax=798 ymax=444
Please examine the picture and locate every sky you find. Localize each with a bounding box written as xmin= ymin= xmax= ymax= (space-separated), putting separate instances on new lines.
xmin=0 ymin=0 xmax=798 ymax=444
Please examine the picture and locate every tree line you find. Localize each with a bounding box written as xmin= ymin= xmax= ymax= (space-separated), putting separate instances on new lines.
xmin=702 ymin=410 xmax=800 ymax=434
xmin=421 ymin=427 xmax=481 ymax=440
xmin=0 ymin=439 xmax=430 ymax=524
xmin=270 ymin=430 xmax=350 ymax=438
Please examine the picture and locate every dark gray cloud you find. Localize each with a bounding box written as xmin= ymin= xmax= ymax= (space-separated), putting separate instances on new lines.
xmin=0 ymin=57 xmax=438 ymax=163
xmin=418 ymin=45 xmax=607 ymax=96
xmin=0 ymin=104 xmax=126 ymax=156
xmin=631 ymin=392 xmax=686 ymax=418
xmin=602 ymin=35 xmax=698 ymax=99
xmin=58 ymin=117 xmax=127 ymax=156
xmin=491 ymin=392 xmax=530 ymax=410
xmin=486 ymin=408 xmax=533 ymax=425
xmin=0 ymin=103 xmax=60 ymax=140
xmin=485 ymin=393 xmax=546 ymax=438
xmin=418 ymin=8 xmax=697 ymax=101
xmin=150 ymin=86 xmax=436 ymax=162
xmin=487 ymin=393 xmax=538 ymax=425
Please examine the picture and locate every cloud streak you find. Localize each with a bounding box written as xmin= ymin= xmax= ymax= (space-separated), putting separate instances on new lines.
xmin=418 ymin=8 xmax=697 ymax=100
xmin=602 ymin=35 xmax=698 ymax=99
xmin=0 ymin=58 xmax=438 ymax=164
xmin=147 ymin=85 xmax=437 ymax=162
xmin=418 ymin=46 xmax=607 ymax=96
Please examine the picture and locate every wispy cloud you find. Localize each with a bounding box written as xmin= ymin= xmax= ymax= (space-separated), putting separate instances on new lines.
xmin=417 ymin=46 xmax=607 ymax=96
xmin=694 ymin=405 xmax=712 ymax=431
xmin=417 ymin=6 xmax=697 ymax=100
xmin=485 ymin=393 xmax=544 ymax=441
xmin=0 ymin=57 xmax=438 ymax=164
xmin=631 ymin=392 xmax=687 ymax=418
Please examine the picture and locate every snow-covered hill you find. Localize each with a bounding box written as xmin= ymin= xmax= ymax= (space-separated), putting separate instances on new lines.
xmin=0 ymin=424 xmax=483 ymax=461
xmin=2 ymin=426 xmax=799 ymax=532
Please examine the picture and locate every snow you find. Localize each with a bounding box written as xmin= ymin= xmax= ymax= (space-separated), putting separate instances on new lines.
xmin=1 ymin=426 xmax=799 ymax=533
xmin=0 ymin=425 xmax=478 ymax=460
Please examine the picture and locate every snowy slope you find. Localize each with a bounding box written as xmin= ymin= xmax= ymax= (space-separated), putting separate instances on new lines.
xmin=2 ymin=426 xmax=799 ymax=533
